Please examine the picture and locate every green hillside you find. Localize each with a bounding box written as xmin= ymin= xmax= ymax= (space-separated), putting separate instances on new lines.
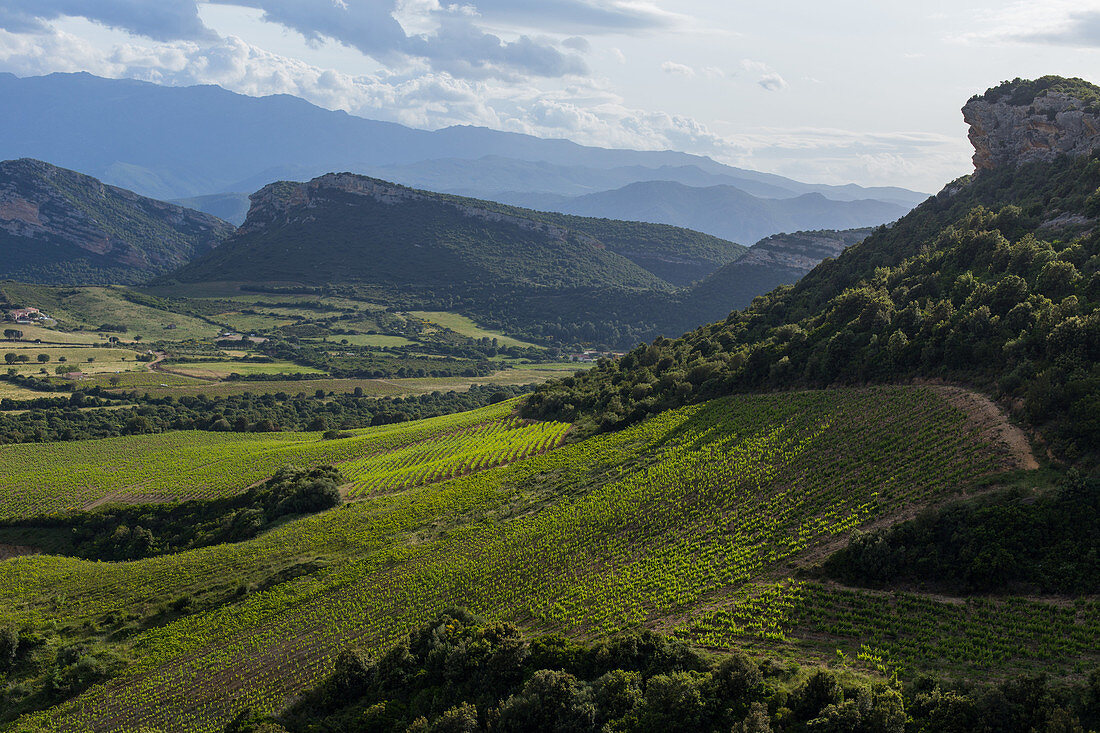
xmin=167 ymin=174 xmax=743 ymax=291
xmin=0 ymin=159 xmax=234 ymax=284
xmin=2 ymin=386 xmax=1056 ymax=731
xmin=522 ymin=131 xmax=1100 ymax=464
xmin=162 ymin=174 xmax=757 ymax=347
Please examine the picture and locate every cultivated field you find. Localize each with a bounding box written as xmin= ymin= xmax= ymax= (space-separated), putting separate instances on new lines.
xmin=1 ymin=386 xmax=1060 ymax=732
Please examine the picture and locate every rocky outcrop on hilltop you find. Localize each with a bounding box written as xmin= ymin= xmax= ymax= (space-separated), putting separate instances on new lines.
xmin=730 ymin=228 xmax=870 ymax=277
xmin=0 ymin=159 xmax=234 ymax=283
xmin=962 ymin=76 xmax=1100 ymax=171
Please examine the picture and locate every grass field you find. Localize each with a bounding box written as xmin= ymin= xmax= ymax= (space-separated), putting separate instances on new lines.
xmin=0 ymin=324 xmax=105 ymax=345
xmin=0 ymin=386 xmax=1042 ymax=731
xmin=2 ymin=346 xmax=146 ymax=376
xmin=319 ymin=334 xmax=416 ymax=347
xmin=0 ymin=284 xmax=216 ymax=341
xmin=162 ymin=360 xmax=327 ymax=378
xmin=409 ymin=310 xmax=540 ymax=348
xmin=0 ymin=382 xmax=48 ymax=400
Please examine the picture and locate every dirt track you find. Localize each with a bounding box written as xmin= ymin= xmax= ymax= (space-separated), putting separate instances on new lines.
xmin=932 ymin=385 xmax=1039 ymax=470
xmin=0 ymin=543 xmax=38 ymax=561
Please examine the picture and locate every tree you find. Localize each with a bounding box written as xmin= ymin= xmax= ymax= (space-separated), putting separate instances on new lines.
xmin=3 ymin=353 xmax=15 ymax=364
xmin=37 ymin=353 xmax=49 ymax=363
xmin=638 ymin=672 xmax=707 ymax=732
xmin=3 ymin=329 xmax=22 ymax=340
xmin=497 ymin=669 xmax=597 ymax=733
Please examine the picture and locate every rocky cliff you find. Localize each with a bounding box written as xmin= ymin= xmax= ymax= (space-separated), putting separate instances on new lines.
xmin=0 ymin=159 xmax=234 ymax=284
xmin=962 ymin=76 xmax=1100 ymax=171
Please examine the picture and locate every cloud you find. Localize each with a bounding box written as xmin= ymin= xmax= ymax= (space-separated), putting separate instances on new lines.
xmin=562 ymin=36 xmax=591 ymax=52
xmin=459 ymin=0 xmax=680 ymax=33
xmin=0 ymin=25 xmax=734 ymax=156
xmin=740 ymin=59 xmax=787 ymax=91
xmin=957 ymin=1 xmax=1100 ymax=48
xmin=1014 ymin=10 xmax=1100 ymax=47
xmin=0 ymin=0 xmax=212 ymax=41
xmin=0 ymin=0 xmax=595 ymax=80
xmin=660 ymin=60 xmax=694 ymax=77
xmin=757 ymin=72 xmax=787 ymax=92
xmin=0 ymin=17 xmax=970 ymax=191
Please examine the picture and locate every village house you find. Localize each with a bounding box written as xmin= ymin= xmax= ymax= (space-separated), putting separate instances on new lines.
xmin=7 ymin=307 xmax=47 ymax=323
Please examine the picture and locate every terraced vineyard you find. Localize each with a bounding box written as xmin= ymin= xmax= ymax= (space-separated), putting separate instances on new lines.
xmin=0 ymin=386 xmax=1028 ymax=732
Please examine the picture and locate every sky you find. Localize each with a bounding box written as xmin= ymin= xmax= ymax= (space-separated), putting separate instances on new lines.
xmin=0 ymin=1 xmax=1098 ymax=192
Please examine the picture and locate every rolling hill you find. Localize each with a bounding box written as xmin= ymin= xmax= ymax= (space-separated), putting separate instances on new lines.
xmin=0 ymin=159 xmax=234 ymax=284
xmin=162 ymin=173 xmax=878 ymax=347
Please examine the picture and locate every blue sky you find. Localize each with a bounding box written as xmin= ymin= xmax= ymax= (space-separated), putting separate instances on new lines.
xmin=0 ymin=0 xmax=1098 ymax=191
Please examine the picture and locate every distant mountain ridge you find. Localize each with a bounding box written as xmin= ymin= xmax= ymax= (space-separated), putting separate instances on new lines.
xmin=0 ymin=159 xmax=234 ymax=285
xmin=166 ymin=172 xmax=743 ymax=290
xmin=0 ymin=72 xmax=926 ymax=244
xmin=507 ymin=181 xmax=906 ymax=245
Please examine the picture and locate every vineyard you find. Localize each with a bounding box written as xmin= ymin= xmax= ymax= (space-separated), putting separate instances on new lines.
xmin=0 ymin=401 xmax=523 ymax=518
xmin=341 ymin=417 xmax=570 ymax=497
xmin=674 ymin=580 xmax=1100 ymax=679
xmin=0 ymin=386 xmax=1033 ymax=732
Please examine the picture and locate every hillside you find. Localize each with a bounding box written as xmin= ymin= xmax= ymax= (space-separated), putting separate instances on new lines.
xmin=678 ymin=228 xmax=872 ymax=323
xmin=522 ymin=181 xmax=908 ymax=245
xmin=164 ymin=173 xmax=761 ymax=346
xmin=523 ymin=76 xmax=1100 ymax=467
xmin=3 ymin=387 xmax=1067 ymax=731
xmin=0 ymin=159 xmax=234 ymax=284
xmin=167 ymin=173 xmax=697 ymax=289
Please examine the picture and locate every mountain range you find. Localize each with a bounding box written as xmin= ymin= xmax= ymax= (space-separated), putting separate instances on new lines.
xmin=0 ymin=72 xmax=923 ymax=243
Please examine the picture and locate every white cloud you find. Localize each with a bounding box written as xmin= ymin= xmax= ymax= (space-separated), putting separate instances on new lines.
xmin=0 ymin=0 xmax=599 ymax=80
xmin=757 ymin=72 xmax=787 ymax=91
xmin=956 ymin=1 xmax=1100 ymax=48
xmin=740 ymin=58 xmax=787 ymax=92
xmin=660 ymin=60 xmax=694 ymax=77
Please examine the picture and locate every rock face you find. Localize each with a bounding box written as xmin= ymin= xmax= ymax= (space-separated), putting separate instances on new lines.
xmin=729 ymin=228 xmax=869 ymax=277
xmin=0 ymin=158 xmax=235 ymax=283
xmin=963 ymin=76 xmax=1100 ymax=171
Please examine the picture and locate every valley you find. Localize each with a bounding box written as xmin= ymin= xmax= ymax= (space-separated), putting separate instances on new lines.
xmin=0 ymin=71 xmax=1097 ymax=733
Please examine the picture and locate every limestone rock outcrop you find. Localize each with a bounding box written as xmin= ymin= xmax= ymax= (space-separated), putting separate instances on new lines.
xmin=962 ymin=76 xmax=1100 ymax=172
